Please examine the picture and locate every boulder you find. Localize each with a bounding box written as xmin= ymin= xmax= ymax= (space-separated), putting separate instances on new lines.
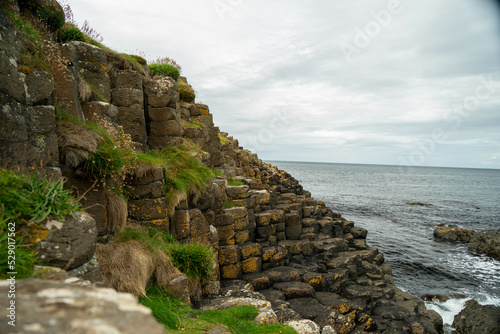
xmin=452 ymin=299 xmax=500 ymax=334
xmin=468 ymin=229 xmax=500 ymax=260
xmin=25 ymin=70 xmax=54 ymax=105
xmin=144 ymin=76 xmax=178 ymax=108
xmin=434 ymin=226 xmax=475 ymax=243
xmin=31 ymin=212 xmax=97 ymax=270
xmin=286 ymin=320 xmax=320 ymax=334
xmin=0 ymin=279 xmax=164 ymax=334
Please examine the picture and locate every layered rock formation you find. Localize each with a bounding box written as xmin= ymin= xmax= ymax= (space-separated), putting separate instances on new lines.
xmin=0 ymin=6 xmax=445 ymax=333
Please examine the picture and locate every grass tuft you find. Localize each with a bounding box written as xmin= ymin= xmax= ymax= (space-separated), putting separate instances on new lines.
xmin=148 ymin=63 xmax=180 ymax=80
xmin=0 ymin=169 xmax=81 ymax=279
xmin=167 ymin=242 xmax=215 ymax=282
xmin=218 ymin=133 xmax=229 ymax=145
xmin=223 ymin=201 xmax=236 ymax=208
xmin=137 ymin=147 xmax=219 ymax=207
xmin=0 ymin=169 xmax=80 ymax=225
xmin=178 ymin=81 xmax=196 ymax=103
xmin=228 ymin=177 xmax=244 ymax=186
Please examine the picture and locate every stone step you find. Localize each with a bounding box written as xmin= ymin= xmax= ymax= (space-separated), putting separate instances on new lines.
xmin=274 ymin=281 xmax=315 ymax=299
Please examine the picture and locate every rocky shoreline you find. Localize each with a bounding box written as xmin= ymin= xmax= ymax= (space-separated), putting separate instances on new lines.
xmin=434 ymin=226 xmax=500 ymax=261
xmin=2 ymin=3 xmax=491 ymax=332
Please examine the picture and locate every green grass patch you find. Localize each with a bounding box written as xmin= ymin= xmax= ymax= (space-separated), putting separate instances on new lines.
xmin=0 ymin=169 xmax=80 ymax=225
xmin=58 ymin=23 xmax=85 ymax=42
xmin=149 ymin=63 xmax=180 ymax=81
xmin=218 ymin=133 xmax=229 ymax=145
xmin=0 ymin=169 xmax=81 ymax=278
xmin=183 ymin=120 xmax=205 ymax=129
xmin=137 ymin=147 xmax=219 ymax=207
xmin=222 ymin=201 xmax=236 ymax=208
xmin=0 ymin=209 xmax=37 ymax=279
xmin=140 ymin=286 xmax=297 ymax=333
xmin=228 ymin=177 xmax=244 ymax=186
xmin=168 ymin=243 xmax=215 ymax=281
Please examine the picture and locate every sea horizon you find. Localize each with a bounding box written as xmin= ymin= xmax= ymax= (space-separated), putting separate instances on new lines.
xmin=266 ymin=159 xmax=500 ymax=172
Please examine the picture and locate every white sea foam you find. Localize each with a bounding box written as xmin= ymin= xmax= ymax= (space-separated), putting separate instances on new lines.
xmin=426 ymin=298 xmax=468 ymax=332
xmin=426 ymin=294 xmax=500 ymax=334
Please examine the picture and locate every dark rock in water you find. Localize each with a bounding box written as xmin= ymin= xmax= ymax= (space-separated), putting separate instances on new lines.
xmin=433 ymin=226 xmax=475 ymax=243
xmin=406 ymin=201 xmax=433 ymax=207
xmin=468 ymin=229 xmax=500 ymax=261
xmin=452 ymin=299 xmax=500 ymax=334
xmin=422 ymin=294 xmax=450 ymax=302
xmin=421 ymin=293 xmax=467 ymax=303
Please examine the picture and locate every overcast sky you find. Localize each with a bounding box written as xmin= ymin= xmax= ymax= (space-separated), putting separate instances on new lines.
xmin=68 ymin=0 xmax=500 ymax=169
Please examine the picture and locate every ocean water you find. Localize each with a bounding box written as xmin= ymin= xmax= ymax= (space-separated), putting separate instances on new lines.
xmin=269 ymin=161 xmax=500 ymax=332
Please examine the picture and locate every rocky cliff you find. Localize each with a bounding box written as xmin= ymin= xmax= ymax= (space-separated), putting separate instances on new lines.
xmin=0 ymin=3 xmax=444 ymax=333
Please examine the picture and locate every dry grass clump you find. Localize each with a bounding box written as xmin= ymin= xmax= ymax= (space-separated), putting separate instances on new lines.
xmin=104 ymin=189 xmax=127 ymax=233
xmin=96 ymin=225 xmax=184 ymax=297
xmin=96 ymin=239 xmax=155 ymax=297
xmin=154 ymin=249 xmax=183 ymax=286
xmin=96 ymin=225 xmax=215 ymax=299
xmin=57 ymin=120 xmax=102 ymax=168
xmin=77 ymin=76 xmax=92 ymax=102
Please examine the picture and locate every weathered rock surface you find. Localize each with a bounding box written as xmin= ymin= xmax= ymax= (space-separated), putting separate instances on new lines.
xmin=434 ymin=226 xmax=476 ymax=243
xmin=468 ymin=229 xmax=500 ymax=261
xmin=31 ymin=212 xmax=97 ymax=270
xmin=452 ymin=299 xmax=500 ymax=334
xmin=0 ymin=279 xmax=164 ymax=334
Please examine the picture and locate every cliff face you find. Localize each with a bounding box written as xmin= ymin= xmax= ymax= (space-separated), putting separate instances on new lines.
xmin=0 ymin=6 xmax=444 ymax=333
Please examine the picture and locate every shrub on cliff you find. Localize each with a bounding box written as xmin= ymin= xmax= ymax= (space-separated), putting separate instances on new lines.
xmin=0 ymin=169 xmax=81 ymax=278
xmin=136 ymin=147 xmax=219 ymax=210
xmin=178 ymin=81 xmax=196 ymax=103
xmin=148 ymin=63 xmax=180 ymax=80
xmin=0 ymin=169 xmax=80 ymax=225
xmin=168 ymin=242 xmax=215 ymax=282
xmin=57 ymin=22 xmax=85 ymax=42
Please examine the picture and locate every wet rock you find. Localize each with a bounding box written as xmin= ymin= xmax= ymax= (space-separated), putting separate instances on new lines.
xmin=452 ymin=299 xmax=500 ymax=334
xmin=468 ymin=229 xmax=500 ymax=261
xmin=434 ymin=226 xmax=475 ymax=243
